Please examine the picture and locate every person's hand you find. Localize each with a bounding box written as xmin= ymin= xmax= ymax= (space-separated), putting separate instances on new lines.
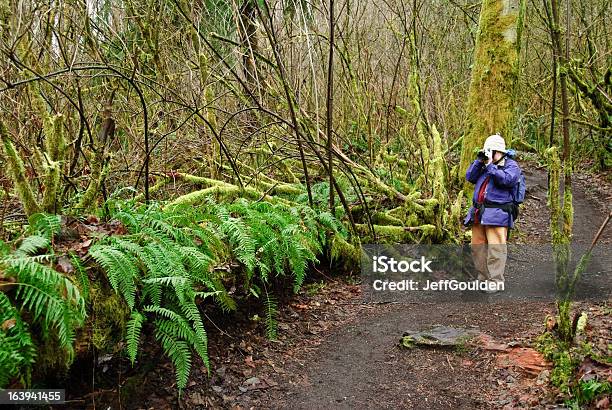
xmin=476 ymin=150 xmax=488 ymax=162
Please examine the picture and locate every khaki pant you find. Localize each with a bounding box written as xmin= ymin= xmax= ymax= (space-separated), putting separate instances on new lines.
xmin=471 ymin=224 xmax=507 ymax=283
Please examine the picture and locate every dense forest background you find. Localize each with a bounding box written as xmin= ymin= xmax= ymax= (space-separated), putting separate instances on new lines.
xmin=1 ymin=0 xmax=609 ymax=224
xmin=0 ymin=0 xmax=610 ymax=407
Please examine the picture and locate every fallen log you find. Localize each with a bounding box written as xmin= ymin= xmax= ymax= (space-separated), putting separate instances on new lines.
xmin=355 ymin=223 xmax=436 ymax=241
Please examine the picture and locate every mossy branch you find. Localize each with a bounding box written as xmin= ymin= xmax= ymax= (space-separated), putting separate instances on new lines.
xmin=330 ymin=234 xmax=361 ymax=268
xmin=77 ymin=107 xmax=114 ymax=213
xmin=76 ymin=151 xmax=109 ymax=212
xmin=332 ymin=146 xmax=411 ymax=203
xmin=41 ymin=114 xmax=66 ymax=213
xmin=0 ymin=119 xmax=41 ymax=216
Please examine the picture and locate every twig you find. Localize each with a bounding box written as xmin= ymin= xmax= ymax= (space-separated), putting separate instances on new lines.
xmin=0 ymin=187 xmax=8 ymax=239
xmin=256 ymin=182 xmax=278 ymax=203
xmin=203 ymin=311 xmax=234 ymax=339
xmin=446 ymin=354 xmax=455 ymax=371
xmin=312 ymin=265 xmax=339 ymax=283
xmin=588 ymin=210 xmax=612 ymax=254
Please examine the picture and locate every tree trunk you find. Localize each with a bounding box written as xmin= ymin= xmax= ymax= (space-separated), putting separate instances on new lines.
xmin=459 ymin=0 xmax=526 ymax=185
xmin=326 ymin=0 xmax=335 ymax=211
xmin=238 ymin=0 xmax=260 ymax=94
xmin=549 ymin=0 xmax=574 ymax=343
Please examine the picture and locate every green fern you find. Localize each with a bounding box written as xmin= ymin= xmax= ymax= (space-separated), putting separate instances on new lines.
xmin=264 ymin=291 xmax=278 ymax=340
xmin=70 ymin=253 xmax=90 ymax=301
xmin=28 ymin=213 xmax=61 ymax=241
xmin=226 ymin=199 xmax=326 ymax=293
xmin=126 ymin=311 xmax=145 ymax=365
xmin=144 ymin=306 xmax=208 ymax=389
xmin=5 ymin=256 xmax=86 ymax=355
xmin=89 ymin=245 xmax=139 ymax=309
xmin=16 ymin=235 xmax=50 ymax=256
xmin=215 ymin=206 xmax=256 ymax=272
xmin=0 ymin=293 xmax=37 ymax=388
xmin=0 ymin=229 xmax=85 ymax=387
xmin=2 ymin=192 xmax=343 ymax=391
xmin=88 ymin=204 xmax=236 ymax=388
xmin=86 ymin=196 xmax=344 ymax=390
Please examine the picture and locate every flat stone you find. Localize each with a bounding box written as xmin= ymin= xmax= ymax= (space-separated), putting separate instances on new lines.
xmin=401 ymin=325 xmax=480 ymax=348
xmin=245 ymin=376 xmax=260 ymax=385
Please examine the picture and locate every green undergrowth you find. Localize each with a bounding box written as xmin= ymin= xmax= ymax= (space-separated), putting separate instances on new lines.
xmin=0 ymin=214 xmax=85 ymax=387
xmin=536 ymin=329 xmax=611 ymax=408
xmin=0 ymin=197 xmax=348 ymax=391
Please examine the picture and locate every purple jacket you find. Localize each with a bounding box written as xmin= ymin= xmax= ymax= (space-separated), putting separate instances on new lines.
xmin=463 ymin=158 xmax=521 ymax=228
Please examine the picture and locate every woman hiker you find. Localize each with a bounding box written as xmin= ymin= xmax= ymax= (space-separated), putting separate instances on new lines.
xmin=463 ymin=134 xmax=523 ymax=294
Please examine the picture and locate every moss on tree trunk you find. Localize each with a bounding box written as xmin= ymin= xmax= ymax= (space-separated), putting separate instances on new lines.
xmin=459 ymin=0 xmax=526 ymax=186
xmin=0 ymin=120 xmax=41 ymax=216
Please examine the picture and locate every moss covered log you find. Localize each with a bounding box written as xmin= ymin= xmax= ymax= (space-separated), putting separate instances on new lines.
xmin=355 ymin=223 xmax=436 ymax=242
xmin=167 ymin=177 xmax=275 ymax=207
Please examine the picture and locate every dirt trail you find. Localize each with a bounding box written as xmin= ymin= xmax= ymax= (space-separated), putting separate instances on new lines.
xmin=252 ymin=166 xmax=611 ymax=410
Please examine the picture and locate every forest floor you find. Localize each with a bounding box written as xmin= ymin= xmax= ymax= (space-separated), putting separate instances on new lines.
xmin=63 ymin=165 xmax=611 ymax=410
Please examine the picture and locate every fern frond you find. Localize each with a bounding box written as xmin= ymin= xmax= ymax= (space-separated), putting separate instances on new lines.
xmin=111 ymin=238 xmax=146 ymax=261
xmin=264 ymin=292 xmax=278 ymax=340
xmin=70 ymin=253 xmax=90 ymax=302
xmin=2 ymin=253 xmax=85 ymax=360
xmin=9 ymin=260 xmax=83 ymax=352
xmin=89 ymin=245 xmax=139 ymax=309
xmin=113 ymin=210 xmax=140 ymax=232
xmin=28 ymin=213 xmax=61 ymax=240
xmin=160 ymin=333 xmax=191 ymax=390
xmin=0 ymin=293 xmax=37 ymax=388
xmin=178 ymin=246 xmax=213 ymax=280
xmin=216 ymin=210 xmax=256 ymax=271
xmin=16 ymin=235 xmax=50 ymax=256
xmin=146 ymin=217 xmax=190 ymax=244
xmin=84 ymin=197 xmax=343 ymax=391
xmin=178 ymin=299 xmax=209 ymax=368
xmin=145 ymin=304 xmax=209 ymax=369
xmin=126 ymin=311 xmax=145 ymax=365
xmin=143 ymin=276 xmax=189 ymax=288
xmin=142 ymin=281 xmax=162 ymax=307
xmin=152 ymin=317 xmax=193 ymax=387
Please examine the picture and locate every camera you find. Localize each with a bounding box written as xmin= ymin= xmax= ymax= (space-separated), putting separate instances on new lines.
xmin=477 ymin=150 xmax=488 ymax=161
